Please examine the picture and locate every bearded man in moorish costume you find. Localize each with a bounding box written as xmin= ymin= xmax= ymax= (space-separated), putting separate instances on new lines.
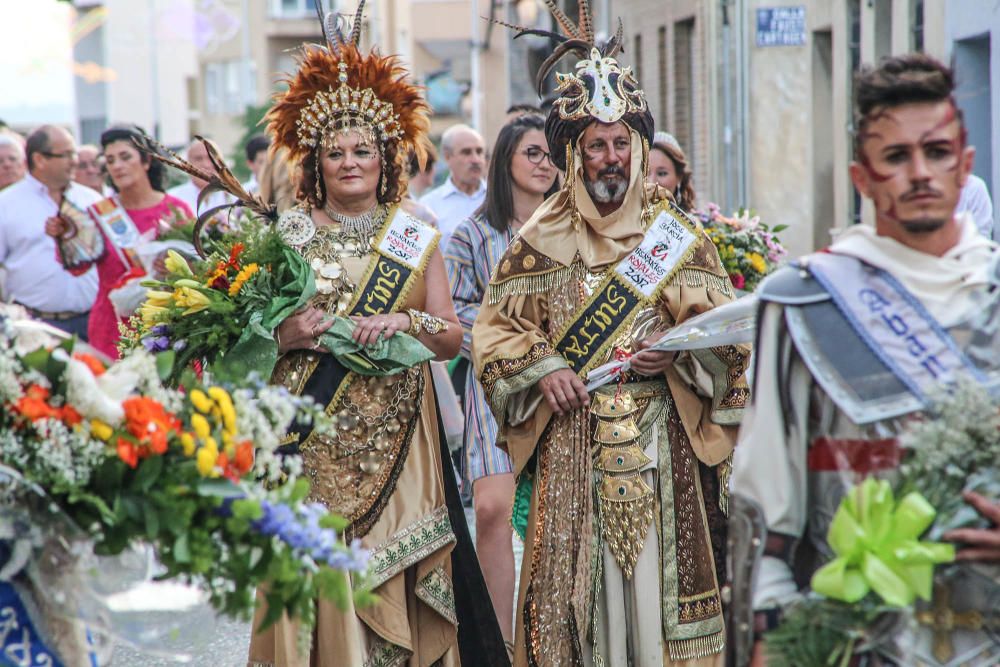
xmin=471 ymin=5 xmax=751 ymax=666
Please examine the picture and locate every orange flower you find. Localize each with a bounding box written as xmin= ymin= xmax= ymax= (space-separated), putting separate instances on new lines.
xmin=233 ymin=441 xmax=254 ymax=476
xmin=117 ymin=437 xmax=139 ymax=468
xmin=121 ymin=397 xmax=181 ymax=460
xmin=13 ymin=385 xmax=58 ymax=421
xmin=59 ymin=404 xmax=84 ymax=426
xmin=73 ymin=353 xmax=106 ymax=377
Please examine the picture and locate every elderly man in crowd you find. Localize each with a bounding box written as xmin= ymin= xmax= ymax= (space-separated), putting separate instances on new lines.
xmin=419 ymin=123 xmax=487 ymax=250
xmin=0 ymin=134 xmax=26 ymax=191
xmin=74 ymin=144 xmax=105 ymax=194
xmin=0 ymin=125 xmax=99 ymax=337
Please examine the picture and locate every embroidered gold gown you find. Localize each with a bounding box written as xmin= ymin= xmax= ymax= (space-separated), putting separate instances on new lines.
xmin=248 ymin=217 xmax=461 ymax=667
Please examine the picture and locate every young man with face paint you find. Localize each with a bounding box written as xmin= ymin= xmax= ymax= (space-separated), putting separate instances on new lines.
xmin=730 ymin=54 xmax=1000 ymax=667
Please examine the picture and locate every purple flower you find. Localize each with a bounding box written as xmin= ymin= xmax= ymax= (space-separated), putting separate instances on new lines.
xmin=172 ymin=339 xmax=188 ymax=352
xmin=142 ymin=335 xmax=171 ymax=352
xmin=251 ymin=500 xmax=368 ymax=572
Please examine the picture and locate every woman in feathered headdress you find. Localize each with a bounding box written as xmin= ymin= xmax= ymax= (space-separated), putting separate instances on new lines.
xmin=246 ymin=5 xmax=507 ymax=666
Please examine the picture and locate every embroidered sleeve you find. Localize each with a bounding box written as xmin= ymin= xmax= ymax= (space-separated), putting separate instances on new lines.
xmin=472 ymin=274 xmax=566 ymax=425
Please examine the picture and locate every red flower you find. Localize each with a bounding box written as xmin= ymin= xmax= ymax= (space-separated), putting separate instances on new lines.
xmin=729 ymin=273 xmax=746 ymax=290
xmin=233 ymin=441 xmax=254 ymax=476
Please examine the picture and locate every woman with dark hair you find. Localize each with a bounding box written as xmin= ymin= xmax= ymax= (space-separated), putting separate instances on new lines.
xmin=45 ymin=124 xmax=192 ymax=358
xmin=444 ymin=113 xmax=558 ymax=651
xmin=647 ymin=131 xmax=697 ymax=212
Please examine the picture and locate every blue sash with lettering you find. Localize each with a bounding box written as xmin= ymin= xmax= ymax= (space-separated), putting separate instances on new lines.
xmin=806 ymin=252 xmax=986 ymax=400
xmin=0 ymin=580 xmax=99 ymax=667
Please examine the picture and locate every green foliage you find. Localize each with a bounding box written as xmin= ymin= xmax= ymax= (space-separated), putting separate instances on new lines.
xmin=765 ymin=597 xmax=895 ymax=667
xmin=231 ymin=103 xmax=271 ymax=182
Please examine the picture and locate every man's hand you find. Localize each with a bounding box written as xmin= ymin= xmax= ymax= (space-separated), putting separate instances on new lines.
xmin=538 ymin=368 xmax=589 ymax=415
xmin=943 ymin=491 xmax=1000 ymax=561
xmin=44 ymin=215 xmax=72 ymax=240
xmin=629 ymin=330 xmax=677 ymax=377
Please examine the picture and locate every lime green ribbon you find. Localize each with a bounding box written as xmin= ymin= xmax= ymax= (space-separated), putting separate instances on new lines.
xmin=810 ymin=477 xmax=955 ymax=607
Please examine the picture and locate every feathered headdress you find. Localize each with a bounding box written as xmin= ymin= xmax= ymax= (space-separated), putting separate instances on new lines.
xmin=495 ymin=1 xmax=652 ymax=170
xmin=266 ymin=1 xmax=430 ymax=166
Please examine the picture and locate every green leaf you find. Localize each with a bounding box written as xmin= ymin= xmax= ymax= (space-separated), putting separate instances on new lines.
xmin=155 ymin=350 xmax=177 ymax=381
xmin=144 ymin=503 xmax=161 ymax=539
xmin=173 ymin=533 xmax=191 ymax=563
xmin=196 ymin=478 xmax=244 ymax=498
xmin=771 ymin=224 xmax=789 ymax=233
xmin=21 ymin=348 xmax=50 ymax=374
xmin=132 ymin=455 xmax=164 ymax=492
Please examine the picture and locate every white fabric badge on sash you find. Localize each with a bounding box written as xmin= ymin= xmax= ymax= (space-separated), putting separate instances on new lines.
xmin=377 ymin=212 xmax=439 ymax=270
xmin=615 ymin=210 xmax=698 ymax=297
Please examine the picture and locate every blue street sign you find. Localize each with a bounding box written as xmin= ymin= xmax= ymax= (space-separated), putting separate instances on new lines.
xmin=756 ymin=7 xmax=807 ymax=47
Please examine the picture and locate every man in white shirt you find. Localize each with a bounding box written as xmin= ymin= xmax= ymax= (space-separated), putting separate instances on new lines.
xmin=0 ymin=125 xmax=99 ymax=338
xmin=419 ymin=123 xmax=486 ymax=250
xmin=74 ymin=144 xmax=106 ymax=194
xmin=957 ymin=172 xmax=995 ymax=239
xmin=167 ymin=138 xmax=235 ymax=219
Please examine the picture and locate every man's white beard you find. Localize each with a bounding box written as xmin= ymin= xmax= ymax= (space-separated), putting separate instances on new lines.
xmin=585 ymin=176 xmax=628 ymax=204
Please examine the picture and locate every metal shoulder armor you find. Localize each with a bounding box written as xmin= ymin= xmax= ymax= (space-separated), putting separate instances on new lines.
xmin=756 ymin=261 xmax=830 ymax=306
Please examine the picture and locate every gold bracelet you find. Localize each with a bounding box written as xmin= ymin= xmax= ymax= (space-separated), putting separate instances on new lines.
xmin=406 ymin=309 xmax=448 ymax=336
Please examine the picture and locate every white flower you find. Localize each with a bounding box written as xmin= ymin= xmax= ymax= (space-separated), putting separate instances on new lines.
xmin=65 ymin=356 xmax=126 ymax=425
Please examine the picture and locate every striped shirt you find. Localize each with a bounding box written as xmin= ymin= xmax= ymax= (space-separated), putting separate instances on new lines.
xmin=444 ymin=213 xmax=514 ymax=479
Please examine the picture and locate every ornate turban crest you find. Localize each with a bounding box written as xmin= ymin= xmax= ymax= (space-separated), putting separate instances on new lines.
xmin=497 ymin=1 xmax=654 ymax=170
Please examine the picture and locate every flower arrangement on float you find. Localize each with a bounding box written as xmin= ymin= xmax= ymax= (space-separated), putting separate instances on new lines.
xmin=694 ymin=203 xmax=787 ymax=292
xmin=0 ymin=315 xmax=372 ymax=663
xmin=764 ymin=382 xmax=1000 ymax=666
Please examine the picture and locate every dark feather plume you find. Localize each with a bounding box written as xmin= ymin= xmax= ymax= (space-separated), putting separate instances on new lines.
xmin=540 ymin=0 xmax=581 ymax=40
xmin=141 ymin=136 xmax=277 ymax=258
xmin=349 ymin=0 xmax=366 ymax=46
xmin=534 ymin=39 xmax=591 ymax=94
xmin=577 ymin=0 xmax=594 ymax=43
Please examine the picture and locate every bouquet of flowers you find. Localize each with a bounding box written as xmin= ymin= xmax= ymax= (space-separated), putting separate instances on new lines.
xmin=0 ymin=315 xmax=373 ymax=663
xmin=119 ymin=219 xmax=314 ymax=384
xmin=123 ymin=219 xmax=433 ymax=384
xmin=764 ymin=381 xmax=1000 ymax=666
xmin=695 ymin=203 xmax=787 ymax=292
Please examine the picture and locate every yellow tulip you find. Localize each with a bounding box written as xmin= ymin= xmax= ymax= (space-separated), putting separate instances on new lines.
xmin=180 ymin=432 xmax=196 ymax=456
xmin=90 ymin=419 xmax=113 ymax=441
xmin=190 ymin=413 xmax=211 ymax=440
xmin=196 ymin=446 xmax=219 ymax=477
xmin=189 ymin=389 xmax=213 ymax=414
xmin=165 ymin=250 xmax=193 ymax=277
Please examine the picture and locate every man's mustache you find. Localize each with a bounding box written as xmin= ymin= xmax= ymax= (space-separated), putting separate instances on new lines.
xmin=598 ymin=166 xmax=626 ymax=178
xmin=900 ymin=183 xmax=942 ymax=201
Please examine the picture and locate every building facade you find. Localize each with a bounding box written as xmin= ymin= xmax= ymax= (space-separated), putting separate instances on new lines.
xmin=611 ymin=0 xmax=998 ymax=256
xmin=72 ymin=0 xmax=199 ymax=148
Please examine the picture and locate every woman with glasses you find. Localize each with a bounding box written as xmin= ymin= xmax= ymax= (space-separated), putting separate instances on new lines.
xmin=45 ymin=125 xmax=193 ymax=358
xmin=444 ymin=113 xmax=558 ymax=654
